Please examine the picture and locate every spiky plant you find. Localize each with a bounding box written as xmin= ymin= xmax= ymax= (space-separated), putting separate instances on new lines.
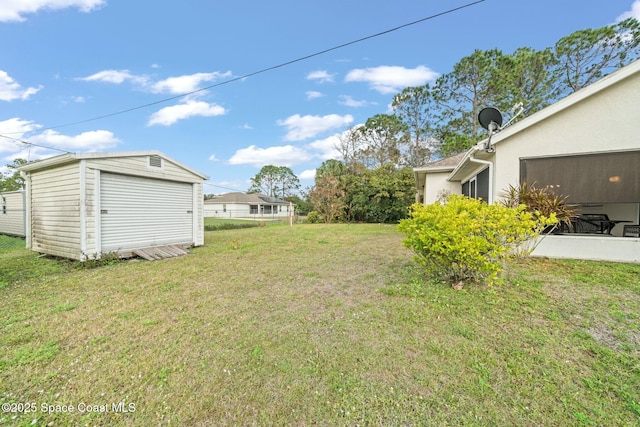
xmin=501 ymin=182 xmax=578 ymax=232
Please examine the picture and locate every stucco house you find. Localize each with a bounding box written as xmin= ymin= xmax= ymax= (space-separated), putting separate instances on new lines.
xmin=19 ymin=151 xmax=208 ymax=261
xmin=204 ymin=192 xmax=291 ymax=219
xmin=414 ymin=59 xmax=640 ymax=263
xmin=0 ymin=190 xmax=26 ymax=237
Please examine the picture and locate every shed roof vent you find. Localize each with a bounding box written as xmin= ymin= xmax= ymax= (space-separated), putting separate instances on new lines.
xmin=149 ymin=155 xmax=162 ymax=168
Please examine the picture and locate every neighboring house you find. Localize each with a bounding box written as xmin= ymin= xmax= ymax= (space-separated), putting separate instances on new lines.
xmin=414 ymin=59 xmax=640 ymax=263
xmin=204 ymin=192 xmax=291 ymax=219
xmin=0 ymin=190 xmax=26 ymax=237
xmin=18 ymin=151 xmax=208 ymax=261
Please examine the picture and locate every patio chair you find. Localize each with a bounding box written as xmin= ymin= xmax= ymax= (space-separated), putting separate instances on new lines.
xmin=623 ymin=224 xmax=640 ymax=237
xmin=576 ymin=214 xmax=615 ymax=234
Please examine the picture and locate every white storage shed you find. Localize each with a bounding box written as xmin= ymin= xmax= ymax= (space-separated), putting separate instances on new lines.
xmin=19 ymin=151 xmax=208 ymax=261
xmin=0 ymin=190 xmax=26 ymax=237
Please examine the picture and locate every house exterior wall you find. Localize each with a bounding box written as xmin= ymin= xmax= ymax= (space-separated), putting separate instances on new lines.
xmin=204 ymin=202 xmax=289 ymax=218
xmin=424 ymin=172 xmax=461 ymax=204
xmin=0 ymin=190 xmax=26 ymax=237
xmin=204 ymin=202 xmax=250 ymax=218
xmin=492 ymin=71 xmax=640 ymax=199
xmin=415 ymin=64 xmax=640 ymax=263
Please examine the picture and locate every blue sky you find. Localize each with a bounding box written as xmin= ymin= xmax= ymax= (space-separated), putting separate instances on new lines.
xmin=1 ymin=0 xmax=638 ymax=194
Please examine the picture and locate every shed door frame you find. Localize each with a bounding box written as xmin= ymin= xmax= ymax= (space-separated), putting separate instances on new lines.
xmin=96 ymin=171 xmax=195 ymax=253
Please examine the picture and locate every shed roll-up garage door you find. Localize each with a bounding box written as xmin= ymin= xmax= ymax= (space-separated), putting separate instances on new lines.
xmin=100 ymin=173 xmax=194 ymax=252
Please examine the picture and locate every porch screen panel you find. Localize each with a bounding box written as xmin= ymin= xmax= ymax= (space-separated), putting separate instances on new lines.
xmin=476 ymin=167 xmax=490 ymax=202
xmin=520 ymin=151 xmax=640 ymax=203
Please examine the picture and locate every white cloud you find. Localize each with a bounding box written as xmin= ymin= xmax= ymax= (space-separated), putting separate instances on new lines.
xmin=0 ymin=0 xmax=105 ymax=22
xmin=617 ymin=0 xmax=640 ymax=20
xmin=306 ymin=134 xmax=342 ymax=160
xmin=208 ymin=154 xmax=218 ymax=161
xmin=0 ymin=118 xmax=41 ymax=138
xmin=307 ymin=70 xmax=334 ymax=83
xmin=306 ymin=90 xmax=324 ymax=100
xmin=345 ymin=65 xmax=439 ymax=94
xmin=79 ymin=69 xmax=149 ymax=86
xmin=228 ymin=145 xmax=311 ymax=167
xmin=147 ymin=100 xmax=226 ymax=126
xmin=151 ymin=71 xmax=232 ymax=94
xmin=29 ymin=129 xmax=121 ymax=151
xmin=338 ymin=95 xmax=374 ymax=108
xmin=0 ymin=71 xmax=42 ymax=101
xmin=240 ymin=123 xmax=253 ymax=130
xmin=277 ymin=113 xmax=353 ymax=141
xmin=0 ymin=119 xmax=120 ymax=158
xmin=79 ymin=69 xmax=232 ymax=96
xmin=298 ymin=169 xmax=316 ymax=180
xmin=0 ymin=119 xmax=42 ymax=159
xmin=1 ymin=147 xmax=51 ymax=162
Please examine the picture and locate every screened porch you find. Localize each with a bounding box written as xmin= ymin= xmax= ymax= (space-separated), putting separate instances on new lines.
xmin=520 ymin=150 xmax=640 ymax=238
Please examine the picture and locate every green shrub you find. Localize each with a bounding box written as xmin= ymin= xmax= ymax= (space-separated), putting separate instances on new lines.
xmin=306 ymin=211 xmax=322 ymax=224
xmin=398 ymin=194 xmax=557 ymax=287
xmin=204 ymin=223 xmax=259 ymax=231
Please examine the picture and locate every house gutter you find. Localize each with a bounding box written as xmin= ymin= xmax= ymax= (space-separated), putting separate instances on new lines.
xmin=468 ymin=150 xmax=493 ymax=203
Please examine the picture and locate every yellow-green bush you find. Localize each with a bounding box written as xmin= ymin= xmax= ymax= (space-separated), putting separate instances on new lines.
xmin=398 ymin=194 xmax=557 ymax=286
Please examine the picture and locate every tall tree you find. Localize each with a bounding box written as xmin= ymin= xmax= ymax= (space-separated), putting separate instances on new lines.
xmin=342 ymin=165 xmax=415 ymax=223
xmin=434 ymin=49 xmax=505 ymax=138
xmin=391 ymin=85 xmax=438 ymax=167
xmin=495 ymin=47 xmax=558 ymax=117
xmin=248 ymin=165 xmax=300 ymax=198
xmin=0 ymin=158 xmax=27 ymax=192
xmin=554 ymin=18 xmax=640 ymax=94
xmin=334 ymin=126 xmax=365 ymax=173
xmin=309 ymin=175 xmax=345 ymax=224
xmin=315 ymin=159 xmax=347 ymax=181
xmin=357 ymin=114 xmax=408 ymax=169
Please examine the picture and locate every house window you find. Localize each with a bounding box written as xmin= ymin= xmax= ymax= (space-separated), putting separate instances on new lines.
xmin=264 ymin=205 xmax=272 ymax=214
xmin=462 ymin=167 xmax=489 ymax=201
xmin=223 ymin=204 xmax=226 ymax=213
xmin=520 ymin=151 xmax=640 ymax=203
xmin=1 ymin=196 xmax=5 ymax=215
xmin=149 ymin=155 xmax=163 ymax=168
xmin=250 ymin=205 xmax=258 ymax=214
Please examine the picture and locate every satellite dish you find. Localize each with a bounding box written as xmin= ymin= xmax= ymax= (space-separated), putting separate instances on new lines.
xmin=478 ymin=107 xmax=503 ymax=132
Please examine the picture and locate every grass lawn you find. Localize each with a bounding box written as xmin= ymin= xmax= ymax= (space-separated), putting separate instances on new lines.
xmin=1 ymin=224 xmax=639 ymax=426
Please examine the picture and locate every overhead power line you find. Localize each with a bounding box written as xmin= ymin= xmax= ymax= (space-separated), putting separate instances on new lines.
xmin=0 ymin=134 xmax=72 ymax=154
xmin=203 ymin=182 xmax=247 ymax=193
xmin=3 ymin=0 xmax=485 ymax=135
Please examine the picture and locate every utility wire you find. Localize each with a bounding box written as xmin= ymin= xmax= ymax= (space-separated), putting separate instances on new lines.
xmin=203 ymin=182 xmax=247 ymax=193
xmin=3 ymin=0 xmax=485 ymax=135
xmin=0 ymin=134 xmax=72 ymax=154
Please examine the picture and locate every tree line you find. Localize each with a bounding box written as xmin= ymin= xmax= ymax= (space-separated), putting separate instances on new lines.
xmin=305 ymin=18 xmax=640 ymax=223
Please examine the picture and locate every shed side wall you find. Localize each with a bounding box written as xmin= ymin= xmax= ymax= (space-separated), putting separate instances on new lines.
xmin=0 ymin=191 xmax=26 ymax=237
xmin=29 ymin=163 xmax=82 ymax=260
